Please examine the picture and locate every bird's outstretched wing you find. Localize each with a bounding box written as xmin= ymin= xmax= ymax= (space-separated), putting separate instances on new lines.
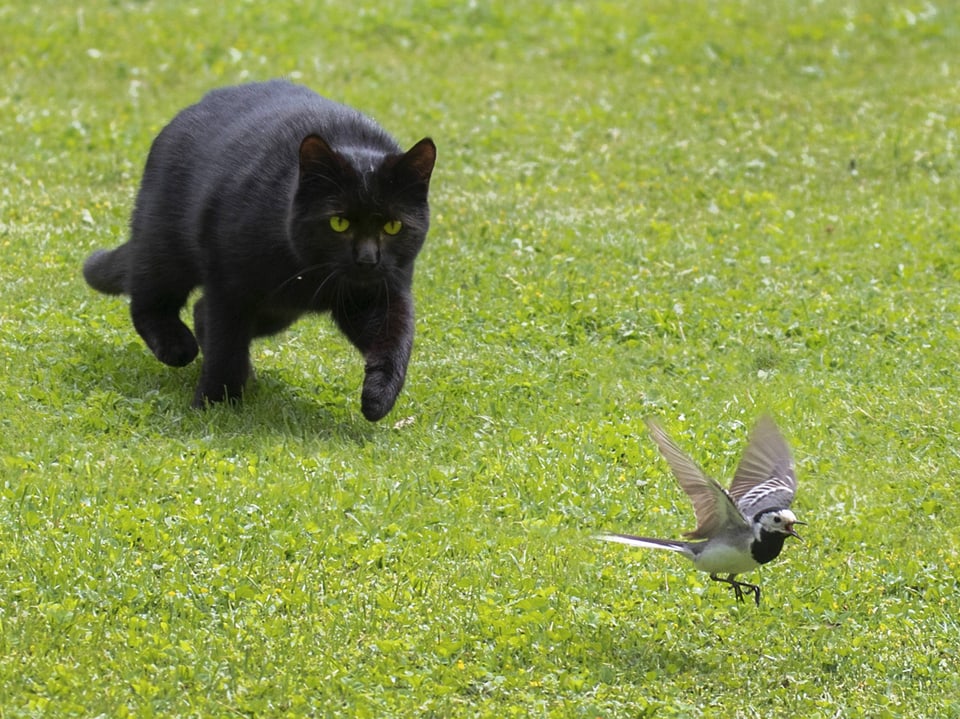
xmin=727 ymin=415 xmax=797 ymax=518
xmin=645 ymin=419 xmax=748 ymax=539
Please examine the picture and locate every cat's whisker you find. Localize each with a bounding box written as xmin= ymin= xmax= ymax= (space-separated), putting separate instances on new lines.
xmin=270 ymin=262 xmax=339 ymax=298
xmin=310 ymin=269 xmax=343 ymax=307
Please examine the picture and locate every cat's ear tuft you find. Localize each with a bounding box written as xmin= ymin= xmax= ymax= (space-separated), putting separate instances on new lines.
xmin=398 ymin=138 xmax=437 ymax=185
xmin=299 ymin=135 xmax=340 ymax=182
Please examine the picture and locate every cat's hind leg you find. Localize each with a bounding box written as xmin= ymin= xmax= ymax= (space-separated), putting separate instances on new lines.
xmin=191 ymin=292 xmax=253 ymax=407
xmin=130 ymin=279 xmax=199 ymax=368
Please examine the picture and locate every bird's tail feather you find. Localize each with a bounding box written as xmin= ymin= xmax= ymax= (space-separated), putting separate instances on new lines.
xmin=596 ymin=532 xmax=696 ymax=556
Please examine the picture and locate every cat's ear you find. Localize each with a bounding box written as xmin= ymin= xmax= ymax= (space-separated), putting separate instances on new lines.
xmin=298 ymin=135 xmax=344 ymax=183
xmin=395 ymin=138 xmax=437 ymax=186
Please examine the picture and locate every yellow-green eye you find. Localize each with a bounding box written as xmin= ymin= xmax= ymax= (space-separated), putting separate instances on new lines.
xmin=383 ymin=220 xmax=403 ymax=236
xmin=330 ymin=216 xmax=350 ymax=233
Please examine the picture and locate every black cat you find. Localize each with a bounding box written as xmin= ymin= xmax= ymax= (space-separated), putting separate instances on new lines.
xmin=83 ymin=80 xmax=436 ymax=421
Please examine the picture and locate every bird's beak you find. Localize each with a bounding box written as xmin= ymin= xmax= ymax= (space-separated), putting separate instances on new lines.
xmin=787 ymin=520 xmax=806 ymax=541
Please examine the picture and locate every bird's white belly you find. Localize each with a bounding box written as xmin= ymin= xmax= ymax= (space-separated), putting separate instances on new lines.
xmin=693 ymin=542 xmax=759 ymax=575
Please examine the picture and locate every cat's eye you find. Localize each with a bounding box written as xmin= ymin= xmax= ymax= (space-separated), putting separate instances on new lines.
xmin=329 ymin=216 xmax=350 ymax=233
xmin=383 ymin=220 xmax=403 ymax=236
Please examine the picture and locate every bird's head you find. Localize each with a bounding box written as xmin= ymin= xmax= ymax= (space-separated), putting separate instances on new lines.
xmin=756 ymin=509 xmax=804 ymax=540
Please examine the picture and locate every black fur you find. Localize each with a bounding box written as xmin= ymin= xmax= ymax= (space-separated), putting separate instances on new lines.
xmin=83 ymin=80 xmax=436 ymax=421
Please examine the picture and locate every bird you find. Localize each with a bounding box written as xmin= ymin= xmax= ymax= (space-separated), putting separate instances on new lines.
xmin=598 ymin=415 xmax=803 ymax=605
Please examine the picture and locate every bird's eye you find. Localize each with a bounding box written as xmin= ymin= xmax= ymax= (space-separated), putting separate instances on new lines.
xmin=773 ymin=516 xmax=782 ymax=523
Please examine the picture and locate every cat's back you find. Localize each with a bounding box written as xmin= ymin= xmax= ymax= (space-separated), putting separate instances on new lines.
xmin=136 ymin=80 xmax=403 ymax=237
xmin=155 ymin=80 xmax=400 ymax=168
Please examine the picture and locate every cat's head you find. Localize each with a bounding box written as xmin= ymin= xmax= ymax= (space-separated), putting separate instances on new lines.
xmin=290 ymin=135 xmax=436 ymax=289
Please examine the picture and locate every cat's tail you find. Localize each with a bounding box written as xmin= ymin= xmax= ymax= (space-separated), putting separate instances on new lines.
xmin=83 ymin=245 xmax=129 ymax=295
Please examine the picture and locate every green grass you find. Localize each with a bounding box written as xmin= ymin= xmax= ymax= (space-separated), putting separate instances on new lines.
xmin=2 ymin=0 xmax=959 ymax=716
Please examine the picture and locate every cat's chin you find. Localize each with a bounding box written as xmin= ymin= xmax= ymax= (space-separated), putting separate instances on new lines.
xmin=344 ymin=269 xmax=388 ymax=288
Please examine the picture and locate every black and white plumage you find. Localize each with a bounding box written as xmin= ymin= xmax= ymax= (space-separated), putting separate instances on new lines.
xmin=599 ymin=415 xmax=803 ymax=605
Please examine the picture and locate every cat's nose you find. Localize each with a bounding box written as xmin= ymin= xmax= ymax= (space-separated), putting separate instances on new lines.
xmin=354 ymin=241 xmax=380 ymax=268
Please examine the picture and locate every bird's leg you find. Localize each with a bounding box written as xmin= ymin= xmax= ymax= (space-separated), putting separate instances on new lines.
xmin=709 ymin=573 xmax=743 ymax=602
xmin=709 ymin=574 xmax=761 ymax=606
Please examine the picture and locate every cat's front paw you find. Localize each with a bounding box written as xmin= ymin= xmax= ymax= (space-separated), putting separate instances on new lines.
xmin=155 ymin=335 xmax=200 ymax=368
xmin=135 ymin=318 xmax=199 ymax=367
xmin=361 ymin=367 xmax=402 ymax=422
xmin=192 ymin=357 xmax=253 ymax=408
xmin=361 ymin=387 xmax=397 ymax=422
xmin=192 ymin=382 xmax=243 ymax=409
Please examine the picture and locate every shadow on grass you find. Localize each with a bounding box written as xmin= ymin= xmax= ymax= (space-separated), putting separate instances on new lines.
xmin=68 ymin=335 xmax=379 ymax=444
xmin=566 ymin=611 xmax=729 ymax=697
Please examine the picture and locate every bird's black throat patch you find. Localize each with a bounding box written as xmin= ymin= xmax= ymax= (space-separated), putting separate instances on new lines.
xmin=750 ymin=530 xmax=789 ymax=565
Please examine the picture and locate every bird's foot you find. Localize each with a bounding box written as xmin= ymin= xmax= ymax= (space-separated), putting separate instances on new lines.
xmin=710 ymin=574 xmax=761 ymax=606
xmin=740 ymin=581 xmax=761 ymax=606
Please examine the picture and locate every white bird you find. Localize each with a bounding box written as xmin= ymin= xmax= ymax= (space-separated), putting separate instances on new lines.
xmin=599 ymin=415 xmax=803 ymax=605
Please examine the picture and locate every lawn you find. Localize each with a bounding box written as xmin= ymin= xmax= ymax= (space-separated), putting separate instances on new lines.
xmin=2 ymin=1 xmax=959 ymax=716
